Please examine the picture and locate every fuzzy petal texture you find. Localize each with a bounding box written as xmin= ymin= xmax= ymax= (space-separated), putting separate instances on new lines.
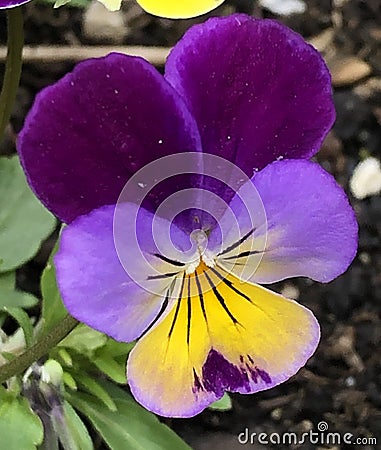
xmin=128 ymin=265 xmax=319 ymax=417
xmin=18 ymin=53 xmax=201 ymax=223
xmin=214 ymin=160 xmax=358 ymax=284
xmin=55 ymin=203 xmax=193 ymax=342
xmin=136 ymin=0 xmax=224 ymax=19
xmin=165 ymin=15 xmax=335 ymax=175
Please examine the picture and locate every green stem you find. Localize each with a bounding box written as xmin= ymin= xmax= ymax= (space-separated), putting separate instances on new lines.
xmin=0 ymin=7 xmax=24 ymax=140
xmin=0 ymin=315 xmax=78 ymax=384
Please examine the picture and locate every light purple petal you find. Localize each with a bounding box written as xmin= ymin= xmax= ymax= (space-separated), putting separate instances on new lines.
xmin=165 ymin=14 xmax=335 ymax=174
xmin=18 ymin=53 xmax=201 ymax=223
xmin=216 ymin=159 xmax=358 ymax=284
xmin=55 ymin=203 xmax=192 ymax=342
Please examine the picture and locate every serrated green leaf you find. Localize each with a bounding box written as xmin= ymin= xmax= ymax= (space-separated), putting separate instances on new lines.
xmin=66 ymin=382 xmax=191 ymax=450
xmin=59 ymin=324 xmax=107 ymax=354
xmin=72 ymin=372 xmax=117 ymax=411
xmin=0 ymin=156 xmax=56 ymax=272
xmin=92 ymin=354 xmax=126 ymax=384
xmin=52 ymin=401 xmax=93 ymax=450
xmin=0 ymin=396 xmax=43 ymax=450
xmin=208 ymin=392 xmax=232 ymax=411
xmin=3 ymin=307 xmax=34 ymax=347
xmin=41 ymin=242 xmax=67 ymax=334
xmin=0 ymin=272 xmax=38 ymax=309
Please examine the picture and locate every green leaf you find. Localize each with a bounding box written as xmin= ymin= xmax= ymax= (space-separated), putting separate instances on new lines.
xmin=66 ymin=382 xmax=191 ymax=450
xmin=41 ymin=242 xmax=67 ymax=334
xmin=59 ymin=324 xmax=107 ymax=355
xmin=3 ymin=307 xmax=34 ymax=347
xmin=63 ymin=372 xmax=77 ymax=391
xmin=0 ymin=395 xmax=43 ymax=450
xmin=0 ymin=272 xmax=38 ymax=309
xmin=0 ymin=156 xmax=56 ymax=272
xmin=54 ymin=0 xmax=71 ymax=6
xmin=0 ymin=351 xmax=16 ymax=361
xmin=53 ymin=401 xmax=93 ymax=450
xmin=58 ymin=348 xmax=73 ymax=367
xmin=97 ymin=338 xmax=134 ymax=358
xmin=0 ymin=271 xmax=14 ymax=289
xmin=40 ymin=0 xmax=92 ymax=9
xmin=208 ymin=392 xmax=232 ymax=411
xmin=71 ymin=372 xmax=117 ymax=411
xmin=92 ymin=354 xmax=126 ymax=384
xmin=90 ymin=339 xmax=132 ymax=383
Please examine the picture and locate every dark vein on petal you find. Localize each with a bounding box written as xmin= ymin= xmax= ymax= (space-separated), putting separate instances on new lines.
xmin=152 ymin=253 xmax=185 ymax=267
xmin=222 ymin=249 xmax=262 ymax=261
xmin=195 ymin=271 xmax=208 ymax=327
xmin=187 ymin=276 xmax=192 ymax=345
xmin=209 ymin=267 xmax=252 ymax=304
xmin=137 ymin=291 xmax=170 ymax=340
xmin=216 ymin=265 xmax=278 ymax=320
xmin=168 ymin=273 xmax=186 ymax=339
xmin=204 ymin=271 xmax=241 ymax=326
xmin=147 ymin=271 xmax=179 ymax=280
xmin=217 ymin=227 xmax=255 ymax=257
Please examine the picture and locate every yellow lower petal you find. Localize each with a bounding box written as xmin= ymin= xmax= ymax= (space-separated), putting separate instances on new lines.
xmin=127 ymin=263 xmax=319 ymax=417
xmin=136 ymin=0 xmax=224 ymax=19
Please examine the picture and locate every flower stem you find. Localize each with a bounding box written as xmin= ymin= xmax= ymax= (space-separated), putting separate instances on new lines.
xmin=0 ymin=315 xmax=79 ymax=384
xmin=0 ymin=7 xmax=24 ymax=140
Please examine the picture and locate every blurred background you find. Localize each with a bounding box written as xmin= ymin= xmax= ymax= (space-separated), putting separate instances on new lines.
xmin=0 ymin=0 xmax=380 ymax=448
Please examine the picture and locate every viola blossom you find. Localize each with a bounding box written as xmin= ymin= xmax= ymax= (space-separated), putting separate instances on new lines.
xmin=18 ymin=15 xmax=357 ymax=417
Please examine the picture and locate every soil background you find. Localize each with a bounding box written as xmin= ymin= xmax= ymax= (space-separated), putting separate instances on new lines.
xmin=0 ymin=0 xmax=380 ymax=449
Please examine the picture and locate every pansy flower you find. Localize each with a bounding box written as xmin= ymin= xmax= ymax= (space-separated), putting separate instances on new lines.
xmin=18 ymin=15 xmax=357 ymax=417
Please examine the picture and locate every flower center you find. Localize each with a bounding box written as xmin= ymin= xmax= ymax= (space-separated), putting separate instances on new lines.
xmin=186 ymin=229 xmax=215 ymax=275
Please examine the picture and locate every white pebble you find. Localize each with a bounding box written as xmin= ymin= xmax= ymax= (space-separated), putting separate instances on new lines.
xmin=350 ymin=157 xmax=381 ymax=199
xmin=259 ymin=0 xmax=306 ymax=15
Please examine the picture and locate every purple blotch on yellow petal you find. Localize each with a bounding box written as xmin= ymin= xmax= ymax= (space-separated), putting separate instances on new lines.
xmin=196 ymin=349 xmax=272 ymax=397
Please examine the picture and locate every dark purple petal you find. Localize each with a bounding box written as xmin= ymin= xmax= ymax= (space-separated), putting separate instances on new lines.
xmin=216 ymin=159 xmax=358 ymax=284
xmin=18 ymin=53 xmax=201 ymax=223
xmin=0 ymin=0 xmax=29 ymax=8
xmin=165 ymin=14 xmax=335 ymax=174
